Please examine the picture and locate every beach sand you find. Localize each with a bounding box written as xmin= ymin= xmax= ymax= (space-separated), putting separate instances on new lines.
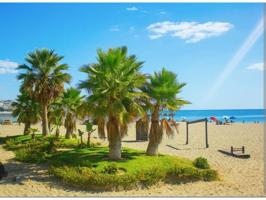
xmin=0 ymin=122 xmax=264 ymax=197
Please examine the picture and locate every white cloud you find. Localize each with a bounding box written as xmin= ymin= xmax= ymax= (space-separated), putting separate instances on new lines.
xmin=147 ymin=21 xmax=233 ymax=43
xmin=110 ymin=26 xmax=120 ymax=32
xmin=0 ymin=60 xmax=19 ymax=74
xmin=159 ymin=11 xmax=167 ymax=15
xmin=126 ymin=6 xmax=138 ymax=11
xmin=247 ymin=62 xmax=264 ymax=71
xmin=129 ymin=26 xmax=135 ymax=31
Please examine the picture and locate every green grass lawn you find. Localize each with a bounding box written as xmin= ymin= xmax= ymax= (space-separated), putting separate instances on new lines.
xmin=2 ymin=134 xmax=218 ymax=191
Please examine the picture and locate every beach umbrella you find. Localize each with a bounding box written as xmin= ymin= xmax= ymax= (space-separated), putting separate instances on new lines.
xmin=210 ymin=116 xmax=217 ymax=122
xmin=181 ymin=117 xmax=186 ymax=122
xmin=223 ymin=116 xmax=229 ymax=120
xmin=169 ymin=112 xmax=174 ymax=118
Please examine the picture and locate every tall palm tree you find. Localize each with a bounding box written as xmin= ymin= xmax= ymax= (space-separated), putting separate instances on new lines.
xmin=79 ymin=46 xmax=146 ymax=160
xmin=12 ymin=91 xmax=40 ymax=135
xmin=142 ymin=68 xmax=190 ymax=155
xmin=60 ymin=87 xmax=85 ymax=139
xmin=17 ymin=49 xmax=71 ymax=136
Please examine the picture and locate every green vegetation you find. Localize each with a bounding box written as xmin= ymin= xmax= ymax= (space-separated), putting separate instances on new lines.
xmin=17 ymin=49 xmax=71 ymax=136
xmin=193 ymin=157 xmax=210 ymax=169
xmin=79 ymin=46 xmax=147 ymax=160
xmin=11 ymin=91 xmax=41 ymax=135
xmin=49 ymin=148 xmax=218 ymax=191
xmin=2 ymin=135 xmax=218 ymax=191
xmin=142 ymin=68 xmax=190 ymax=155
xmin=3 ymin=134 xmax=97 ymax=163
xmin=8 ymin=47 xmax=219 ymax=191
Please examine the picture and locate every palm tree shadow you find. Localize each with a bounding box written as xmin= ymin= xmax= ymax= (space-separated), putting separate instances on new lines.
xmin=122 ymin=140 xmax=147 ymax=143
xmin=0 ymin=158 xmax=51 ymax=185
xmin=0 ymin=158 xmax=112 ymax=194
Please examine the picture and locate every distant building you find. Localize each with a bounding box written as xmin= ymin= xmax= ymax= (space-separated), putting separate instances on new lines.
xmin=0 ymin=100 xmax=14 ymax=111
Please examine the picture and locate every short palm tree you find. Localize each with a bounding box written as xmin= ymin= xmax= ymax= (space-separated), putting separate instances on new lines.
xmin=12 ymin=91 xmax=40 ymax=135
xmin=17 ymin=49 xmax=71 ymax=136
xmin=142 ymin=68 xmax=190 ymax=155
xmin=79 ymin=46 xmax=146 ymax=160
xmin=60 ymin=87 xmax=85 ymax=139
xmin=48 ymin=100 xmax=64 ymax=138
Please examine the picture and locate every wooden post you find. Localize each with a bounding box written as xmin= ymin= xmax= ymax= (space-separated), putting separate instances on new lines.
xmin=205 ymin=118 xmax=209 ymax=148
xmin=186 ymin=122 xmax=188 ymax=145
xmin=231 ymin=146 xmax=233 ymax=154
xmin=242 ymin=146 xmax=245 ymax=154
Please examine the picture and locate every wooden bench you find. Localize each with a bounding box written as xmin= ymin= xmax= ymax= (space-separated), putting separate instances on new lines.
xmin=218 ymin=146 xmax=250 ymax=159
xmin=231 ymin=146 xmax=245 ymax=154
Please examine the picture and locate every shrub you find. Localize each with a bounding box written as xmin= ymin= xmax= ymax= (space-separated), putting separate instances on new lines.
xmin=15 ymin=148 xmax=47 ymax=163
xmin=200 ymin=169 xmax=218 ymax=181
xmin=102 ymin=163 xmax=118 ymax=174
xmin=137 ymin=167 xmax=166 ymax=186
xmin=193 ymin=157 xmax=210 ymax=169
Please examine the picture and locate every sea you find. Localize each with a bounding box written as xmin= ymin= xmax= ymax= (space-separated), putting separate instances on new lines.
xmin=0 ymin=109 xmax=265 ymax=123
xmin=161 ymin=109 xmax=266 ymax=123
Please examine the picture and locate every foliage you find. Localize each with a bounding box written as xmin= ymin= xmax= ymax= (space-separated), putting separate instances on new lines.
xmin=48 ymin=147 xmax=218 ymax=191
xmin=12 ymin=91 xmax=40 ymax=134
xmin=102 ymin=163 xmax=118 ymax=174
xmin=144 ymin=68 xmax=190 ymax=155
xmin=193 ymin=157 xmax=210 ymax=169
xmin=17 ymin=48 xmax=71 ymax=135
xmin=61 ymin=88 xmax=85 ymax=138
xmin=79 ymin=46 xmax=147 ymax=159
xmin=143 ymin=68 xmax=190 ymax=137
xmin=3 ymin=135 xmax=218 ymax=191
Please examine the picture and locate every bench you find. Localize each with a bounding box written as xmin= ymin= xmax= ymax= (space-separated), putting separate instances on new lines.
xmin=218 ymin=146 xmax=250 ymax=159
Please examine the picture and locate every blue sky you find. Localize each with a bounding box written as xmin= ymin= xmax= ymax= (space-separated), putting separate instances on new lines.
xmin=0 ymin=3 xmax=264 ymax=109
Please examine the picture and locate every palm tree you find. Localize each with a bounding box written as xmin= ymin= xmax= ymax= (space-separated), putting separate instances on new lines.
xmin=60 ymin=87 xmax=85 ymax=139
xmin=12 ymin=91 xmax=40 ymax=135
xmin=142 ymin=68 xmax=190 ymax=156
xmin=17 ymin=49 xmax=71 ymax=136
xmin=78 ymin=97 xmax=107 ymax=140
xmin=48 ymin=100 xmax=64 ymax=138
xmin=79 ymin=46 xmax=146 ymax=160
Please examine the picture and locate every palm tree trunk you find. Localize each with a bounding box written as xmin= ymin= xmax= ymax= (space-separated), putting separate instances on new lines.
xmin=97 ymin=118 xmax=105 ymax=139
xmin=65 ymin=128 xmax=72 ymax=139
xmin=136 ymin=114 xmax=149 ymax=141
xmin=23 ymin=122 xmax=31 ymax=135
xmin=87 ymin=132 xmax=91 ymax=147
xmin=146 ymin=105 xmax=163 ymax=156
xmin=42 ymin=104 xmax=49 ymax=136
xmin=107 ymin=116 xmax=121 ymax=160
xmin=55 ymin=127 xmax=60 ymax=138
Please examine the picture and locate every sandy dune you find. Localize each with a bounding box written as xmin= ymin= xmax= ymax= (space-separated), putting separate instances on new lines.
xmin=0 ymin=122 xmax=264 ymax=196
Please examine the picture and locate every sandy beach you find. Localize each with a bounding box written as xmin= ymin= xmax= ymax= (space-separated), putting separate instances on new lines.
xmin=0 ymin=122 xmax=264 ymax=196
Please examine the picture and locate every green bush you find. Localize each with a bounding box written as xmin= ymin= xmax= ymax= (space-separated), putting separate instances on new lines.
xmin=193 ymin=157 xmax=210 ymax=169
xmin=4 ymin=135 xmax=218 ymax=191
xmin=137 ymin=167 xmax=166 ymax=186
xmin=15 ymin=147 xmax=47 ymax=163
xmin=102 ymin=163 xmax=118 ymax=174
xmin=200 ymin=169 xmax=218 ymax=181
